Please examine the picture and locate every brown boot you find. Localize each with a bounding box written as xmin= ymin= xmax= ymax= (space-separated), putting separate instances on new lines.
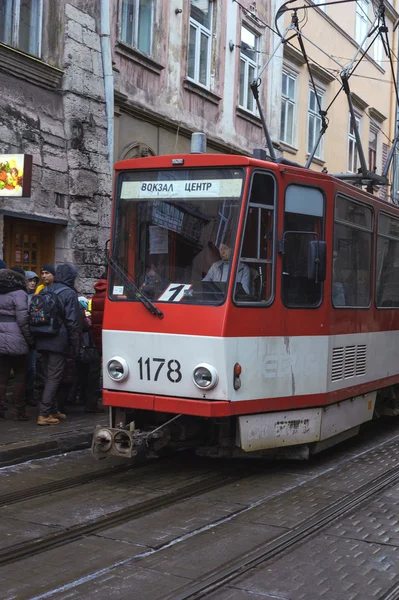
xmin=51 ymin=412 xmax=66 ymax=420
xmin=37 ymin=415 xmax=60 ymax=426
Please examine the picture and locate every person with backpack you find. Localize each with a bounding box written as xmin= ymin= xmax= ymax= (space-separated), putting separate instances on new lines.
xmin=0 ymin=268 xmax=34 ymax=420
xmin=25 ymin=271 xmax=39 ymax=407
xmin=30 ymin=263 xmax=81 ymax=425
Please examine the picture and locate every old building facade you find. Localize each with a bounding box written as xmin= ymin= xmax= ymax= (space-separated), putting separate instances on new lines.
xmin=273 ymin=0 xmax=399 ymax=199
xmin=0 ymin=0 xmax=111 ymax=294
xmin=111 ymin=0 xmax=272 ymax=161
xmin=1 ymin=0 xmax=399 ymax=295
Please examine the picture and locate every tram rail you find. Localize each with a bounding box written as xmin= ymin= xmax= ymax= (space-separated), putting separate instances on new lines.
xmin=0 ymin=462 xmax=136 ymax=509
xmin=164 ymin=462 xmax=399 ymax=600
xmin=0 ymin=468 xmax=249 ymax=568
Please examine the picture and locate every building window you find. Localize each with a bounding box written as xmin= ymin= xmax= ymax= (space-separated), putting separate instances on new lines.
xmin=374 ymin=35 xmax=384 ymax=66
xmin=238 ymin=26 xmax=259 ymax=113
xmin=0 ymin=0 xmax=42 ymax=57
xmin=280 ymin=71 xmax=296 ymax=146
xmin=355 ymin=0 xmax=369 ymax=45
xmin=188 ymin=0 xmax=213 ymax=87
xmin=121 ymin=0 xmax=154 ymax=56
xmin=348 ymin=114 xmax=361 ymax=173
xmin=369 ymin=127 xmax=378 ymax=171
xmin=307 ymin=88 xmax=324 ymax=158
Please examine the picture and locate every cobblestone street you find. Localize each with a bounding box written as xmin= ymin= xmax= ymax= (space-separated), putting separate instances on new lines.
xmin=1 ymin=419 xmax=399 ymax=600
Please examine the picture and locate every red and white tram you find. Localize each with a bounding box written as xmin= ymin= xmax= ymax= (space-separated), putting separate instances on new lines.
xmin=92 ymin=143 xmax=399 ymax=460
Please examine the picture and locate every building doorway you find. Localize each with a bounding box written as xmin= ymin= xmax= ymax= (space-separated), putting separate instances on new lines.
xmin=3 ymin=217 xmax=56 ymax=272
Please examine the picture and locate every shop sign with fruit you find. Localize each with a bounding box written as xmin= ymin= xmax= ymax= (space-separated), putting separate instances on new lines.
xmin=0 ymin=154 xmax=32 ymax=197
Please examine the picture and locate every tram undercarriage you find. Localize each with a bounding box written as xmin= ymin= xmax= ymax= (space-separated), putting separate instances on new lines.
xmin=92 ymin=386 xmax=399 ymax=461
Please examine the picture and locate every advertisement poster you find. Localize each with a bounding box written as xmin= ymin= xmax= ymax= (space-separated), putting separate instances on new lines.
xmin=0 ymin=154 xmax=32 ymax=197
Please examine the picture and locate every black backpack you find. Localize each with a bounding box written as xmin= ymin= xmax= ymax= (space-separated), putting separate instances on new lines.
xmin=29 ymin=286 xmax=69 ymax=336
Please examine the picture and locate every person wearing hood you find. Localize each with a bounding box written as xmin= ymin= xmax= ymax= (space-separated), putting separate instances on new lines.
xmin=35 ymin=263 xmax=81 ymax=426
xmin=25 ymin=271 xmax=39 ymax=304
xmin=0 ymin=268 xmax=34 ymax=420
xmin=24 ymin=271 xmax=39 ymax=407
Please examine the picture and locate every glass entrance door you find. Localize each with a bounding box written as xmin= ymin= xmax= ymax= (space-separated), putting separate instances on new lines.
xmin=3 ymin=217 xmax=55 ymax=272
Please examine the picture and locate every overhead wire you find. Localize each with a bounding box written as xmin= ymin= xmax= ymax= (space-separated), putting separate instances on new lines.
xmin=266 ymin=0 xmax=399 ymax=187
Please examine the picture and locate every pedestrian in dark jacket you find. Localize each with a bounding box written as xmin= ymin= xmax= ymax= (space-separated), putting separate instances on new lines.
xmin=35 ymin=264 xmax=81 ymax=426
xmin=0 ymin=269 xmax=34 ymax=420
xmin=25 ymin=271 xmax=39 ymax=406
xmin=0 ymin=259 xmax=6 ymax=269
xmin=91 ymin=272 xmax=107 ymax=353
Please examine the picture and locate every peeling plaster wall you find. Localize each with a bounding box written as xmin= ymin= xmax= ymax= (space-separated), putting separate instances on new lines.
xmin=113 ymin=0 xmax=274 ymax=157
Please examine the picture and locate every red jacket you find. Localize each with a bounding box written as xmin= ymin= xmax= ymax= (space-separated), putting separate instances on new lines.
xmin=91 ymin=279 xmax=107 ymax=352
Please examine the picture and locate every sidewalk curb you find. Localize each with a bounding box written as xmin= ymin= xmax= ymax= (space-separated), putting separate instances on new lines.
xmin=0 ymin=429 xmax=94 ymax=468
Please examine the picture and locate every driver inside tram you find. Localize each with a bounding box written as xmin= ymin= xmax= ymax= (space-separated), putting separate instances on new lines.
xmin=203 ymin=243 xmax=251 ymax=294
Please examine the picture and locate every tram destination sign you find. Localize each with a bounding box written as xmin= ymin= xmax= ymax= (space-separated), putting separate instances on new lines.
xmin=0 ymin=154 xmax=33 ymax=197
xmin=121 ymin=179 xmax=242 ymax=200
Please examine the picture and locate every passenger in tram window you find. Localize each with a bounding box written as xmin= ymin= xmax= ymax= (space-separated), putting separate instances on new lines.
xmin=203 ymin=243 xmax=251 ymax=294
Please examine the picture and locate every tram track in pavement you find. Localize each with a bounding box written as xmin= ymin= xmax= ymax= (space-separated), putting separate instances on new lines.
xmin=162 ymin=461 xmax=399 ymax=600
xmin=0 ymin=461 xmax=137 ymax=509
xmin=0 ymin=466 xmax=252 ymax=568
xmin=3 ymin=426 xmax=399 ymax=600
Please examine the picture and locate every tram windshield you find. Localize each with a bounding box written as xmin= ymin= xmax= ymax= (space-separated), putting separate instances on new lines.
xmin=111 ymin=167 xmax=244 ymax=305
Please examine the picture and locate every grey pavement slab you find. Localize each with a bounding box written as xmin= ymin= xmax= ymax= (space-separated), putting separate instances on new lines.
xmin=232 ymin=534 xmax=399 ymax=600
xmin=326 ymin=481 xmax=399 ymax=547
xmin=0 ymin=405 xmax=107 ymax=466
xmin=199 ymin=470 xmax=314 ymax=506
xmin=0 ymin=516 xmax=60 ymax=550
xmin=0 ymin=449 xmax=127 ymax=495
xmin=43 ymin=566 xmax=193 ymax=600
xmin=97 ymin=496 xmax=245 ymax=547
xmin=0 ymin=535 xmax=145 ymax=600
xmin=0 ymin=480 xmax=162 ymax=529
xmin=235 ymin=483 xmax=346 ymax=528
xmin=139 ymin=520 xmax=286 ymax=580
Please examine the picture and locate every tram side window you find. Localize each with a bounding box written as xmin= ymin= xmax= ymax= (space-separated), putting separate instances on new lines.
xmin=332 ymin=196 xmax=373 ymax=308
xmin=282 ymin=185 xmax=324 ymax=307
xmin=376 ymin=213 xmax=399 ymax=308
xmin=234 ymin=172 xmax=275 ymax=304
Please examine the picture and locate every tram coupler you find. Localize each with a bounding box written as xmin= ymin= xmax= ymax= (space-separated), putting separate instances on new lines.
xmin=91 ymin=424 xmax=171 ymax=460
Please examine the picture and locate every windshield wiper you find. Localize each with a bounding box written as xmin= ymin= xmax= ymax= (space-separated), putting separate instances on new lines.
xmin=108 ymin=257 xmax=164 ymax=319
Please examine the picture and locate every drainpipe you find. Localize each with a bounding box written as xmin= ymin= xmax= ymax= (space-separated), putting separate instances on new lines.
xmin=100 ymin=0 xmax=114 ymax=174
xmin=393 ymin=25 xmax=399 ymax=204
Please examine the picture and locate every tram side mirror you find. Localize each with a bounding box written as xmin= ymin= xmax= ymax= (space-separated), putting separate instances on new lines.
xmin=308 ymin=240 xmax=326 ymax=282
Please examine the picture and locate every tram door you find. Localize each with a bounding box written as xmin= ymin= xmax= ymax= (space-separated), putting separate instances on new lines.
xmin=3 ymin=217 xmax=55 ymax=272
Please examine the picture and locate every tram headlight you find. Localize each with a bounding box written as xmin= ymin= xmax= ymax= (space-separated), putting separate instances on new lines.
xmin=107 ymin=357 xmax=129 ymax=382
xmin=193 ymin=363 xmax=218 ymax=390
xmin=95 ymin=429 xmax=112 ymax=452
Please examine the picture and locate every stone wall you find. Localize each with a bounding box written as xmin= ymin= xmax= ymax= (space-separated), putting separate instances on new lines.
xmin=0 ymin=1 xmax=112 ymax=296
